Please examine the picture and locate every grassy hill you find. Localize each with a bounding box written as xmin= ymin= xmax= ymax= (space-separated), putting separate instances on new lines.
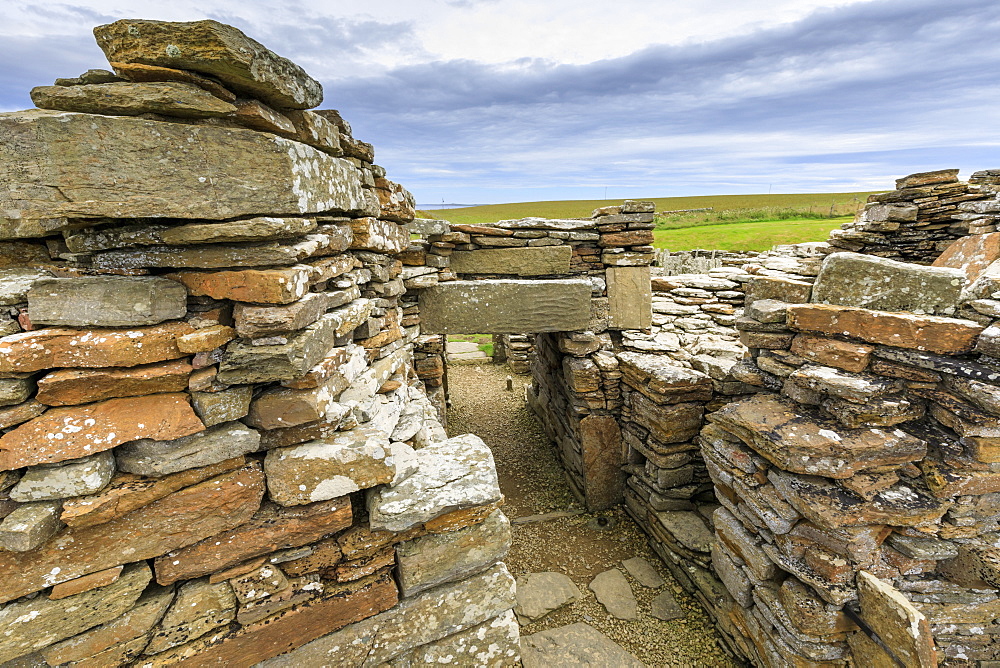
xmin=418 ymin=191 xmax=876 ymax=252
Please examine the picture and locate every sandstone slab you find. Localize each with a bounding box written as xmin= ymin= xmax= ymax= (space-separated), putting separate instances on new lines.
xmin=91 ymin=234 xmax=335 ymax=271
xmin=116 ymin=421 xmax=260 ymax=477
xmin=813 ymin=252 xmax=965 ymax=315
xmin=515 ymin=572 xmax=582 ymax=621
xmin=0 ymin=268 xmax=53 ymax=306
xmin=396 ymin=509 xmax=512 ymax=597
xmin=153 ymin=496 xmax=352 ymax=584
xmin=0 ymin=377 xmax=34 ymax=407
xmin=234 ymin=286 xmax=359 ymax=337
xmin=787 ymin=304 xmax=983 ymax=355
xmin=10 ymin=451 xmax=115 ymax=502
xmin=607 ymin=265 xmax=653 ymax=330
xmin=31 ymin=81 xmax=236 ymax=117
xmin=350 ymin=217 xmax=410 ymax=253
xmin=0 ymin=111 xmax=366 ymax=223
xmin=934 ymin=231 xmax=1000 ymax=282
xmin=857 ymin=570 xmax=936 ymax=667
xmin=589 ymin=568 xmax=638 ymax=620
xmin=388 ymin=609 xmax=521 ymax=668
xmin=521 ymin=622 xmax=645 ymax=668
xmin=67 ymin=216 xmax=318 ymax=252
xmin=419 ymin=279 xmax=592 ymax=334
xmin=60 ymin=457 xmax=245 ymax=528
xmin=265 ymin=428 xmax=416 ymax=506
xmin=790 ymin=334 xmax=874 ymax=372
xmin=35 ymin=359 xmax=193 ymax=406
xmin=449 ymin=246 xmax=572 ymax=276
xmin=94 ymin=19 xmax=322 ymax=109
xmin=257 ymin=564 xmax=515 ymax=667
xmin=0 ymin=464 xmax=264 ymax=604
xmin=621 ymin=556 xmax=665 ymax=588
xmin=368 ymin=433 xmax=502 ymax=532
xmin=0 ymin=321 xmax=193 ymax=373
xmin=0 ymin=392 xmax=203 ymax=471
xmin=708 ymin=394 xmax=925 ymax=478
xmin=0 ymin=562 xmax=151 ymax=664
xmin=0 ymin=500 xmax=63 ymax=551
xmin=28 ymin=276 xmax=187 ymax=327
xmin=190 ymin=385 xmax=253 ymax=427
xmin=147 ymin=578 xmax=238 ymax=653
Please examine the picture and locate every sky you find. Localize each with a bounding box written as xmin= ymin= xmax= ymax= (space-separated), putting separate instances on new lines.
xmin=2 ymin=1 xmax=1000 ymax=205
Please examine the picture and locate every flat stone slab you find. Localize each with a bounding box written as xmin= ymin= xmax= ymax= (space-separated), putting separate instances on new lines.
xmin=708 ymin=393 xmax=926 ymax=478
xmin=650 ymin=591 xmax=685 ymax=621
xmin=813 ymin=252 xmax=965 ymax=315
xmin=607 ymin=266 xmax=652 ymax=330
xmin=0 ymin=110 xmax=368 ymax=224
xmin=31 ymin=81 xmax=236 ymax=118
xmin=621 ymin=557 xmax=664 ymax=588
xmin=515 ymin=571 xmax=582 ymax=621
xmin=933 ymin=232 xmax=1000 ymax=282
xmin=521 ymin=622 xmax=645 ymax=668
xmin=419 ymin=279 xmax=592 ymax=334
xmin=589 ymin=568 xmax=638 ymax=620
xmin=450 ymin=246 xmax=572 ymax=276
xmin=28 ymin=276 xmax=187 ymax=327
xmin=94 ymin=19 xmax=322 ymax=109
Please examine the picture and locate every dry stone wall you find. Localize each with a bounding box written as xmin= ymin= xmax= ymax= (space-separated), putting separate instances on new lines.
xmin=0 ymin=20 xmax=518 ymax=667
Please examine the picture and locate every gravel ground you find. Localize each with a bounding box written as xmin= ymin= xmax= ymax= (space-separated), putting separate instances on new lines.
xmin=446 ymin=363 xmax=738 ymax=668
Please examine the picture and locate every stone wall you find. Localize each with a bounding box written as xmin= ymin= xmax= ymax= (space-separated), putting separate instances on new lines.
xmin=0 ymin=20 xmax=518 ymax=667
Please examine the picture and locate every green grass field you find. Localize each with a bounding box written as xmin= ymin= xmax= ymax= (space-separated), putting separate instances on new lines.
xmin=653 ymin=217 xmax=851 ymax=252
xmin=419 ymin=192 xmax=875 ymax=226
xmin=417 ymin=191 xmax=874 ymax=252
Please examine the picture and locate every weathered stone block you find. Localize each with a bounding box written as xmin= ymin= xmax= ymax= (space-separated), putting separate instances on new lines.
xmin=0 ymin=500 xmax=63 ymax=552
xmin=934 ymin=231 xmax=1000 ymax=282
xmin=368 ymin=434 xmax=502 ymax=532
xmin=396 ymin=509 xmax=512 ymax=597
xmin=419 ymin=279 xmax=592 ymax=334
xmin=31 ymin=81 xmax=236 ymax=118
xmin=449 ymin=246 xmax=572 ymax=276
xmin=350 ymin=217 xmax=410 ymax=253
xmin=0 ymin=464 xmax=264 ymax=604
xmin=265 ymin=429 xmax=417 ymax=505
xmin=789 ymin=334 xmax=873 ymax=372
xmin=35 ymin=359 xmax=192 ymax=406
xmin=0 ymin=562 xmax=151 ymax=664
xmin=0 ymin=111 xmax=366 ymax=224
xmin=857 ymin=571 xmax=936 ymax=667
xmin=190 ymin=385 xmax=253 ymax=427
xmin=116 ymin=421 xmax=260 ymax=477
xmin=28 ymin=276 xmax=187 ymax=327
xmin=146 ymin=578 xmax=237 ymax=653
xmin=606 ymin=265 xmax=652 ymax=330
xmin=708 ymin=394 xmax=925 ymax=478
xmin=787 ymin=304 xmax=984 ymax=355
xmin=10 ymin=451 xmax=115 ymax=502
xmin=94 ymin=19 xmax=322 ymax=109
xmin=813 ymin=252 xmax=965 ymax=315
xmin=0 ymin=268 xmax=53 ymax=306
xmin=0 ymin=392 xmax=204 ymax=470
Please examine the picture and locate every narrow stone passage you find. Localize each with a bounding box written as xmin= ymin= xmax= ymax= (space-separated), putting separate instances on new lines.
xmin=445 ymin=363 xmax=737 ymax=667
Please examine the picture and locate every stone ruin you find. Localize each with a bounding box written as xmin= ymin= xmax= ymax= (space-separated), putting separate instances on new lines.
xmin=2 ymin=17 xmax=1000 ymax=668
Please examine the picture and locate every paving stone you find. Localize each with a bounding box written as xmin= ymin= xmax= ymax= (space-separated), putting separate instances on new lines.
xmin=650 ymin=591 xmax=685 ymax=621
xmin=0 ymin=392 xmax=204 ymax=470
xmin=367 ymin=433 xmax=502 ymax=532
xmin=514 ymin=571 xmax=582 ymax=621
xmin=0 ymin=464 xmax=264 ymax=604
xmin=265 ymin=428 xmax=417 ymax=506
xmin=0 ymin=562 xmax=151 ymax=664
xmin=116 ymin=421 xmax=260 ymax=477
xmin=0 ymin=500 xmax=63 ymax=552
xmin=589 ymin=568 xmax=638 ymax=620
xmin=31 ymin=80 xmax=236 ymax=117
xmin=813 ymin=252 xmax=965 ymax=315
xmin=396 ymin=509 xmax=511 ymax=597
xmin=520 ymin=622 xmax=645 ymax=668
xmin=94 ymin=19 xmax=322 ymax=109
xmin=621 ymin=556 xmax=665 ymax=588
xmin=10 ymin=451 xmax=115 ymax=502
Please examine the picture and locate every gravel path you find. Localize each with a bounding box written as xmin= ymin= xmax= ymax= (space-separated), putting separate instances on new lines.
xmin=446 ymin=363 xmax=738 ymax=667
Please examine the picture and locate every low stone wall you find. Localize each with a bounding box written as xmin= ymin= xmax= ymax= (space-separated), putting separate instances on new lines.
xmin=0 ymin=20 xmax=517 ymax=667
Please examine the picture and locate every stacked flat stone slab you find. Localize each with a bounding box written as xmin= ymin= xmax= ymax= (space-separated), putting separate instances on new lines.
xmin=0 ymin=20 xmax=518 ymax=667
xmin=707 ymin=244 xmax=1000 ymax=665
xmin=829 ymin=169 xmax=983 ymax=264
